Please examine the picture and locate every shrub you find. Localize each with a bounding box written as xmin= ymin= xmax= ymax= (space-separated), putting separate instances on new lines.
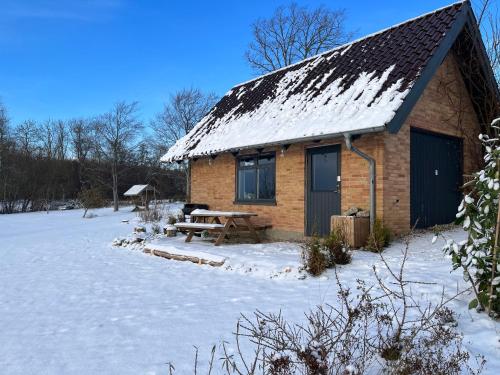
xmin=365 ymin=219 xmax=391 ymax=252
xmin=151 ymin=224 xmax=161 ymax=234
xmin=441 ymin=119 xmax=500 ymax=316
xmin=138 ymin=202 xmax=175 ymax=223
xmin=179 ymin=237 xmax=485 ymax=375
xmin=301 ymin=235 xmax=328 ymax=276
xmin=78 ymin=188 xmax=106 ymax=218
xmin=166 ymin=214 xmax=178 ymax=225
xmin=138 ymin=207 xmax=163 ymax=223
xmin=324 ymin=225 xmax=352 ymax=265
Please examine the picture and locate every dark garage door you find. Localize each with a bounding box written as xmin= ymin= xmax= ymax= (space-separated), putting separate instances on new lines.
xmin=410 ymin=128 xmax=463 ymax=228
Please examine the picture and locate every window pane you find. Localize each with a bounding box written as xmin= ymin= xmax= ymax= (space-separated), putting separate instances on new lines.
xmin=238 ymin=168 xmax=257 ymax=200
xmin=258 ymin=166 xmax=275 ymax=199
xmin=312 ymin=152 xmax=337 ymax=191
xmin=258 ymin=155 xmax=275 ymax=165
xmin=239 ymin=158 xmax=255 ymax=167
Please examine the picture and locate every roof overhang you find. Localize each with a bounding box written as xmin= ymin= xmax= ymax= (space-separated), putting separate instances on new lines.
xmin=162 ymin=125 xmax=386 ymax=162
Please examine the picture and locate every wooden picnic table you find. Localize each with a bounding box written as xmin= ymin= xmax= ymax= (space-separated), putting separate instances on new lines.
xmin=176 ymin=209 xmax=261 ymax=246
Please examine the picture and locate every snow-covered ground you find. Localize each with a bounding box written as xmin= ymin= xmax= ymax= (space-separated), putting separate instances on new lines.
xmin=0 ymin=206 xmax=499 ymax=374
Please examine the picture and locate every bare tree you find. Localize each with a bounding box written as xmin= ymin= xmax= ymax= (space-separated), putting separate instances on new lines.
xmin=444 ymin=0 xmax=500 ymax=143
xmin=151 ymin=88 xmax=217 ymax=202
xmin=151 ymin=88 xmax=217 ymax=153
xmin=15 ymin=120 xmax=40 ymax=156
xmin=94 ymin=101 xmax=143 ymax=211
xmin=54 ymin=120 xmax=68 ymax=160
xmin=0 ymin=102 xmax=10 ymax=206
xmin=245 ymin=3 xmax=353 ymax=73
xmin=40 ymin=120 xmax=55 ymax=159
xmin=38 ymin=119 xmax=68 ymax=160
xmin=0 ymin=101 xmax=9 ymax=146
xmin=474 ymin=0 xmax=499 ymax=84
xmin=69 ymin=118 xmax=94 ymax=163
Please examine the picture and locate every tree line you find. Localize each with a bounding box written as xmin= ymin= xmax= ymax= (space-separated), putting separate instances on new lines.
xmin=0 ymin=88 xmax=217 ymax=214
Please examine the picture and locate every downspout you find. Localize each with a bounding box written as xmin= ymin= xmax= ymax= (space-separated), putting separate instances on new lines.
xmin=344 ymin=134 xmax=376 ymax=233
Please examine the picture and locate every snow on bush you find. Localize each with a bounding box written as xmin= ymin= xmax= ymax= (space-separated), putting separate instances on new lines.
xmin=442 ymin=118 xmax=500 ymax=316
xmin=179 ymin=239 xmax=485 ymax=374
xmin=301 ymin=228 xmax=352 ymax=276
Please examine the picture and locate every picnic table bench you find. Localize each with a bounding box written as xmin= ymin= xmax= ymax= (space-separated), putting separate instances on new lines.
xmin=175 ymin=209 xmax=267 ymax=246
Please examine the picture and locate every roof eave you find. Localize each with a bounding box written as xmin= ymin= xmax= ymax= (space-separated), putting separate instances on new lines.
xmin=162 ymin=125 xmax=386 ymax=163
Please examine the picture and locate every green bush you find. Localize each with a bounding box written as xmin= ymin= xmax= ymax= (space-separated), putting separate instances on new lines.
xmin=302 ymin=229 xmax=353 ymax=276
xmin=442 ymin=123 xmax=500 ymax=316
xmin=365 ymin=219 xmax=391 ymax=252
xmin=324 ymin=226 xmax=352 ymax=265
xmin=301 ymin=235 xmax=328 ymax=276
xmin=166 ymin=214 xmax=178 ymax=225
xmin=78 ymin=188 xmax=106 ymax=218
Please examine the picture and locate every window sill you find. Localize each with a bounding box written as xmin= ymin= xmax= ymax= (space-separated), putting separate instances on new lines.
xmin=233 ymin=200 xmax=277 ymax=206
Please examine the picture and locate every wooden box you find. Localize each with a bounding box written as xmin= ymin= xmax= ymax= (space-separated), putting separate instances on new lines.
xmin=331 ymin=215 xmax=370 ymax=248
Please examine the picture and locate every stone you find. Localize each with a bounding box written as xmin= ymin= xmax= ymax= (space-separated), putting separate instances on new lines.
xmin=356 ymin=210 xmax=370 ymax=218
xmin=343 ymin=207 xmax=360 ymax=216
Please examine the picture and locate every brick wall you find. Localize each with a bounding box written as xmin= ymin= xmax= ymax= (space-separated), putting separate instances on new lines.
xmin=190 ymin=137 xmax=387 ymax=239
xmin=340 ymin=133 xmax=385 ymax=220
xmin=190 ymin=144 xmax=306 ymax=239
xmin=383 ymin=53 xmax=481 ymax=234
xmin=190 ymin=52 xmax=481 ymax=238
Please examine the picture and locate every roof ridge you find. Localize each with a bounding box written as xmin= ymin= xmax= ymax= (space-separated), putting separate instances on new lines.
xmin=232 ymin=0 xmax=467 ymax=89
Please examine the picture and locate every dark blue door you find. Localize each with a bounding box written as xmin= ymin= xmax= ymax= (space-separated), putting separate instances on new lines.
xmin=410 ymin=129 xmax=463 ymax=228
xmin=306 ymin=145 xmax=341 ymax=236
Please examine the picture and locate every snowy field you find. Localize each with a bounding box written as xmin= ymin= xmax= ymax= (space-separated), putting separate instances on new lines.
xmin=0 ymin=205 xmax=499 ymax=374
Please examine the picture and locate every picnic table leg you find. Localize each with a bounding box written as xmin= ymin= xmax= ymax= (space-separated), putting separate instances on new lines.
xmin=185 ymin=229 xmax=195 ymax=243
xmin=243 ymin=217 xmax=260 ymax=243
xmin=214 ymin=218 xmax=233 ymax=246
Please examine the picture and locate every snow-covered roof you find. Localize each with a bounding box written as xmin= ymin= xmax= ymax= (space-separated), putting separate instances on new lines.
xmin=162 ymin=1 xmax=466 ymax=162
xmin=124 ymin=185 xmax=152 ymax=197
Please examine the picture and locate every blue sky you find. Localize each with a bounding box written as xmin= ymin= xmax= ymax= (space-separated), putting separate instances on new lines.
xmin=0 ymin=0 xmax=463 ymax=125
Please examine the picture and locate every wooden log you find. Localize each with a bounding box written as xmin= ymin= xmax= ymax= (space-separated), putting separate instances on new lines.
xmin=143 ymin=247 xmax=225 ymax=267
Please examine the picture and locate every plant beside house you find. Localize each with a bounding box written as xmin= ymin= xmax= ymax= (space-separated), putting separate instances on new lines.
xmin=365 ymin=219 xmax=392 ymax=252
xmin=301 ymin=235 xmax=328 ymax=276
xmin=324 ymin=225 xmax=352 ymax=265
xmin=302 ymin=228 xmax=352 ymax=276
xmin=442 ymin=119 xmax=500 ymax=317
xmin=166 ymin=214 xmax=178 ymax=225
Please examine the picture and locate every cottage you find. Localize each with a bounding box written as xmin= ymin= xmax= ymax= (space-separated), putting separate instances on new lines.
xmin=162 ymin=1 xmax=499 ymax=240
